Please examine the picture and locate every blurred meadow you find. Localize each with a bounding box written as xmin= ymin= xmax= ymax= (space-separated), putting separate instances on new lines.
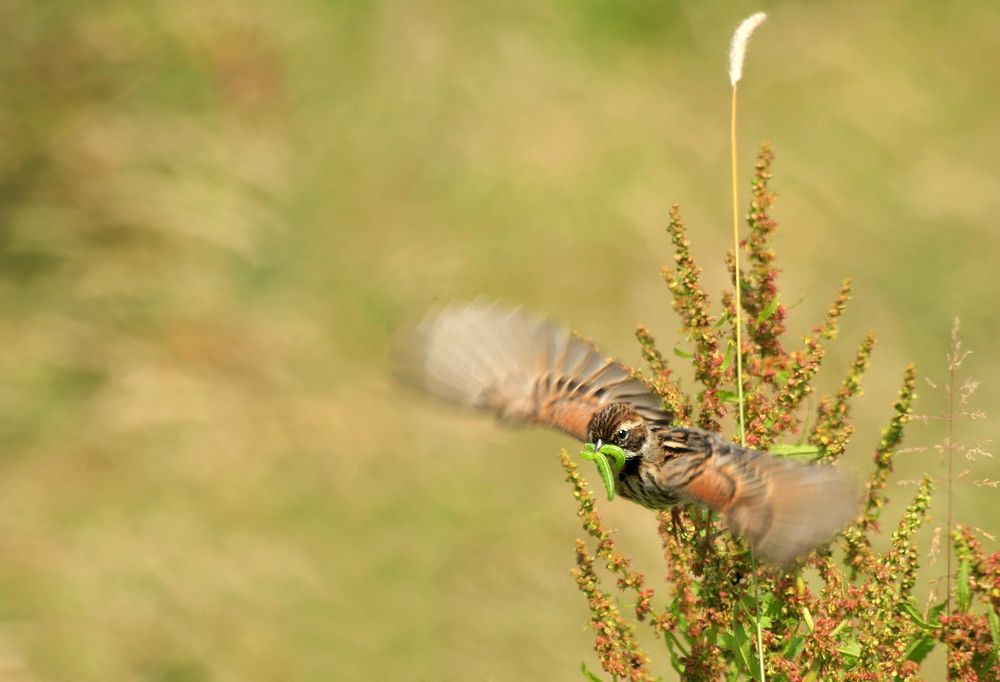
xmin=0 ymin=0 xmax=998 ymax=679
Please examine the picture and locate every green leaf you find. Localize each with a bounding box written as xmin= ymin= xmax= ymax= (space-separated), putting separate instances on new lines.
xmin=838 ymin=638 xmax=861 ymax=662
xmin=673 ymin=346 xmax=693 ymax=358
xmin=580 ymin=661 xmax=606 ymax=682
xmin=985 ymin=610 xmax=1000 ymax=671
xmin=957 ymin=557 xmax=971 ymax=612
xmin=901 ymin=601 xmax=941 ymax=631
xmin=768 ymin=444 xmax=823 ymax=459
xmin=757 ymin=296 xmax=781 ymax=322
xmin=720 ymin=341 xmax=735 ymax=372
xmin=783 ymin=636 xmax=804 ymax=659
xmin=714 ymin=311 xmax=732 ymax=329
xmin=904 ymin=634 xmax=937 ymax=664
xmin=662 ymin=631 xmax=688 ymax=675
xmin=927 ymin=601 xmax=947 ymax=627
xmin=717 ymin=390 xmax=740 ymax=404
xmin=743 ymin=593 xmax=773 ymax=630
xmin=731 ymin=623 xmax=759 ymax=681
xmin=775 ymin=369 xmax=790 ymax=385
xmin=802 ymin=607 xmax=815 ymax=632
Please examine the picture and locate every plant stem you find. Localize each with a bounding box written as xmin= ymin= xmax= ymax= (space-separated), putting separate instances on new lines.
xmin=732 ymin=83 xmax=764 ymax=682
xmin=731 ymin=89 xmax=747 ymax=447
xmin=946 ymin=329 xmax=955 ymax=681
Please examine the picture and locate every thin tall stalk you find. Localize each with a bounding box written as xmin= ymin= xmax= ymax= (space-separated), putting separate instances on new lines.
xmin=947 ymin=341 xmax=953 ymax=682
xmin=943 ymin=318 xmax=968 ymax=681
xmin=728 ymin=12 xmax=767 ymax=682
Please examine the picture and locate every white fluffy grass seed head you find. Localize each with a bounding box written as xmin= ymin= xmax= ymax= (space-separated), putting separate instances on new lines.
xmin=728 ymin=12 xmax=767 ymax=87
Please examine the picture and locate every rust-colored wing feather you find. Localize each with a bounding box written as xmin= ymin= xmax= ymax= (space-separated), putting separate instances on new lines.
xmin=395 ymin=302 xmax=673 ymax=439
xmin=651 ymin=429 xmax=860 ymax=567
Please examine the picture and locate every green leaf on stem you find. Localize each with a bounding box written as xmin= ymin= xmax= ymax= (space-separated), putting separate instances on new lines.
xmin=580 ymin=662 xmax=606 ymax=682
xmin=957 ymin=558 xmax=971 ymax=612
xmin=757 ymin=295 xmax=781 ymax=322
xmin=904 ymin=634 xmax=937 ymax=663
xmin=720 ymin=340 xmax=735 ymax=372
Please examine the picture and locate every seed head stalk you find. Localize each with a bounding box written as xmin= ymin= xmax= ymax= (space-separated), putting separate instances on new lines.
xmin=944 ymin=318 xmax=964 ymax=681
xmin=728 ymin=11 xmax=767 ymax=682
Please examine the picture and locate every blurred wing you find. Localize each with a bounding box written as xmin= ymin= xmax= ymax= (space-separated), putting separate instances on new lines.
xmin=395 ymin=301 xmax=673 ymax=440
xmin=655 ymin=430 xmax=860 ymax=566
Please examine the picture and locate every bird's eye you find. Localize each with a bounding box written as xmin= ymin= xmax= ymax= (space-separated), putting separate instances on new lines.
xmin=615 ymin=428 xmax=628 ymax=442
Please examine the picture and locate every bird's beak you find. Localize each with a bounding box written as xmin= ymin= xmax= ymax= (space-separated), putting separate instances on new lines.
xmin=593 ymin=439 xmax=602 ymax=453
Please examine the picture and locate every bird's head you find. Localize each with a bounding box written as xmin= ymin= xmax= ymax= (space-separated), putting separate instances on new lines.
xmin=587 ymin=403 xmax=648 ymax=457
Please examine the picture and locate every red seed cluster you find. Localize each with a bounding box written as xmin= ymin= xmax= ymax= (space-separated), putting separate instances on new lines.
xmin=561 ymin=146 xmax=999 ymax=681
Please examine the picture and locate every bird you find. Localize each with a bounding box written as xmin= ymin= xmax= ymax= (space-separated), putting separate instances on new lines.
xmin=395 ymin=301 xmax=861 ymax=567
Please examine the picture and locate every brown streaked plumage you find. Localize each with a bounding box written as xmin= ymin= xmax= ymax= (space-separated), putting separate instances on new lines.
xmin=396 ymin=302 xmax=862 ymax=567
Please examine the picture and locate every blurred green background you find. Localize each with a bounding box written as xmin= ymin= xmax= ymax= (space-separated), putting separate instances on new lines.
xmin=0 ymin=0 xmax=997 ymax=679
